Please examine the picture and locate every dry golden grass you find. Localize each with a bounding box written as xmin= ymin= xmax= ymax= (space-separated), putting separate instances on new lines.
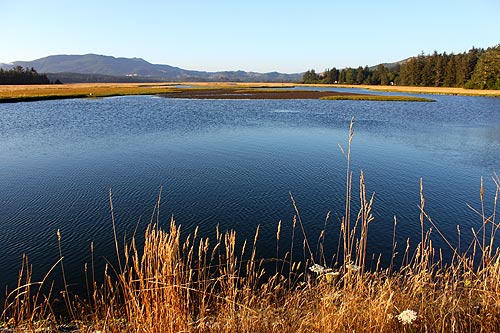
xmin=0 ymin=83 xmax=425 ymax=102
xmin=0 ymin=83 xmax=182 ymax=102
xmin=297 ymin=83 xmax=500 ymax=97
xmin=320 ymin=95 xmax=434 ymax=102
xmin=2 ymin=82 xmax=497 ymax=103
xmin=2 ymin=119 xmax=500 ymax=332
xmin=0 ymin=82 xmax=316 ymax=102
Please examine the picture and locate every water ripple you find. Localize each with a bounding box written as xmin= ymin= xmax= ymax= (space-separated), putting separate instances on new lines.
xmin=0 ymin=95 xmax=499 ymax=289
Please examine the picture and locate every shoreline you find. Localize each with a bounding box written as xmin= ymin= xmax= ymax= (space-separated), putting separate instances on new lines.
xmin=296 ymin=83 xmax=500 ymax=97
xmin=0 ymin=82 xmax=443 ymax=103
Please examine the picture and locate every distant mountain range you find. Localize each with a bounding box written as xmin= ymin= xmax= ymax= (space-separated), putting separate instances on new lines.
xmin=0 ymin=54 xmax=303 ymax=83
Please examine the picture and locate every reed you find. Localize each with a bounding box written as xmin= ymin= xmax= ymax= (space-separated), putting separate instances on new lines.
xmin=1 ymin=119 xmax=499 ymax=332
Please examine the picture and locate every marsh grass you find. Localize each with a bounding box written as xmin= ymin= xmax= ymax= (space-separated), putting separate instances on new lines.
xmin=0 ymin=83 xmax=296 ymax=103
xmin=320 ymin=95 xmax=435 ymax=102
xmin=0 ymin=83 xmax=181 ymax=102
xmin=1 ymin=83 xmax=436 ymax=103
xmin=299 ymin=84 xmax=500 ymax=97
xmin=2 ymin=119 xmax=500 ymax=332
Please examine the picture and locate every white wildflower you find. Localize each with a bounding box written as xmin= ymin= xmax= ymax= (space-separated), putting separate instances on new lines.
xmin=396 ymin=309 xmax=417 ymax=325
xmin=309 ymin=263 xmax=327 ymax=274
xmin=345 ymin=263 xmax=361 ymax=272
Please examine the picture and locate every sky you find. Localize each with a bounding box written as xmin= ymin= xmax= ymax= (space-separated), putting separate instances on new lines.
xmin=1 ymin=0 xmax=499 ymax=73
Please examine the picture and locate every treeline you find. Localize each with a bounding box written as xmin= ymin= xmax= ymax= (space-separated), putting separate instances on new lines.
xmin=0 ymin=66 xmax=54 ymax=84
xmin=303 ymin=44 xmax=500 ymax=89
xmin=303 ymin=64 xmax=400 ymax=85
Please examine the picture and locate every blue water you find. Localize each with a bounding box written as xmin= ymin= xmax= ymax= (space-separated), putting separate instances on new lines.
xmin=0 ymin=93 xmax=499 ymax=291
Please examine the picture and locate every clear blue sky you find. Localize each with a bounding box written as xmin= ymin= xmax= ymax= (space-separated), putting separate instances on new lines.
xmin=1 ymin=0 xmax=499 ymax=73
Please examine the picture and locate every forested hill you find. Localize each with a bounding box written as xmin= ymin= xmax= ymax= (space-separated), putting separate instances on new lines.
xmin=303 ymin=45 xmax=500 ymax=90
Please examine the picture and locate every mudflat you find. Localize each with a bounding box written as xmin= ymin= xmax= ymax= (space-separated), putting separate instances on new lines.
xmin=160 ymin=88 xmax=362 ymax=99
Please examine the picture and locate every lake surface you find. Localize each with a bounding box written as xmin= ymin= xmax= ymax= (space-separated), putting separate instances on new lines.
xmin=1 ymin=90 xmax=499 ymax=291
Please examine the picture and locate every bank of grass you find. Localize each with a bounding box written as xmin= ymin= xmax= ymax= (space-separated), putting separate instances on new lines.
xmin=299 ymin=83 xmax=500 ymax=97
xmin=3 ymin=82 xmax=500 ymax=103
xmin=1 ymin=83 xmax=437 ymax=103
xmin=2 ymin=119 xmax=500 ymax=332
xmin=0 ymin=83 xmax=181 ymax=103
xmin=365 ymin=85 xmax=500 ymax=97
xmin=320 ymin=95 xmax=435 ymax=102
xmin=0 ymin=82 xmax=298 ymax=103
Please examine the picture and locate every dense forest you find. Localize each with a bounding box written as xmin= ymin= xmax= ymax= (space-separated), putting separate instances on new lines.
xmin=0 ymin=66 xmax=53 ymax=84
xmin=303 ymin=64 xmax=400 ymax=86
xmin=303 ymin=45 xmax=500 ymax=89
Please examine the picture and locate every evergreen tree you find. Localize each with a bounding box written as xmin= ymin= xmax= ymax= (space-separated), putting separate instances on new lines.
xmin=345 ymin=68 xmax=355 ymax=84
xmin=355 ymin=66 xmax=364 ymax=84
xmin=398 ymin=61 xmax=410 ymax=85
xmin=455 ymin=54 xmax=468 ymax=87
xmin=370 ymin=66 xmax=380 ymax=85
xmin=421 ymin=53 xmax=435 ymax=86
xmin=434 ymin=52 xmax=447 ymax=87
xmin=325 ymin=67 xmax=339 ymax=83
xmin=302 ymin=69 xmax=318 ymax=83
xmin=362 ymin=66 xmax=370 ymax=84
xmin=464 ymin=47 xmax=482 ymax=84
xmin=339 ymin=69 xmax=346 ymax=83
xmin=416 ymin=52 xmax=426 ymax=85
xmin=467 ymin=45 xmax=500 ymax=89
xmin=444 ymin=54 xmax=457 ymax=86
xmin=400 ymin=57 xmax=419 ymax=85
xmin=378 ymin=64 xmax=389 ymax=85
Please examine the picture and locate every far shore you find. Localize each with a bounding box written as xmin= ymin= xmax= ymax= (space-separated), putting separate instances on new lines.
xmin=0 ymin=82 xmax=497 ymax=103
xmin=296 ymin=83 xmax=500 ymax=97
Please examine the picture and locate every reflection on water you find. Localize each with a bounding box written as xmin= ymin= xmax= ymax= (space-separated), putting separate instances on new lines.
xmin=0 ymin=94 xmax=499 ymax=291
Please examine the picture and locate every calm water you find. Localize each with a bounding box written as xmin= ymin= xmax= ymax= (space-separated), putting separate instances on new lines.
xmin=1 ymin=91 xmax=499 ymax=291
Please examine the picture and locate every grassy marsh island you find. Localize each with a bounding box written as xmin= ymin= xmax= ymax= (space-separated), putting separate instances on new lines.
xmin=161 ymin=87 xmax=435 ymax=101
xmin=0 ymin=82 xmax=438 ymax=103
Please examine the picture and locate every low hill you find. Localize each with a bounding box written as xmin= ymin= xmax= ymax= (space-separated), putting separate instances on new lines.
xmin=5 ymin=54 xmax=302 ymax=82
xmin=0 ymin=63 xmax=14 ymax=70
xmin=368 ymin=58 xmax=409 ymax=70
